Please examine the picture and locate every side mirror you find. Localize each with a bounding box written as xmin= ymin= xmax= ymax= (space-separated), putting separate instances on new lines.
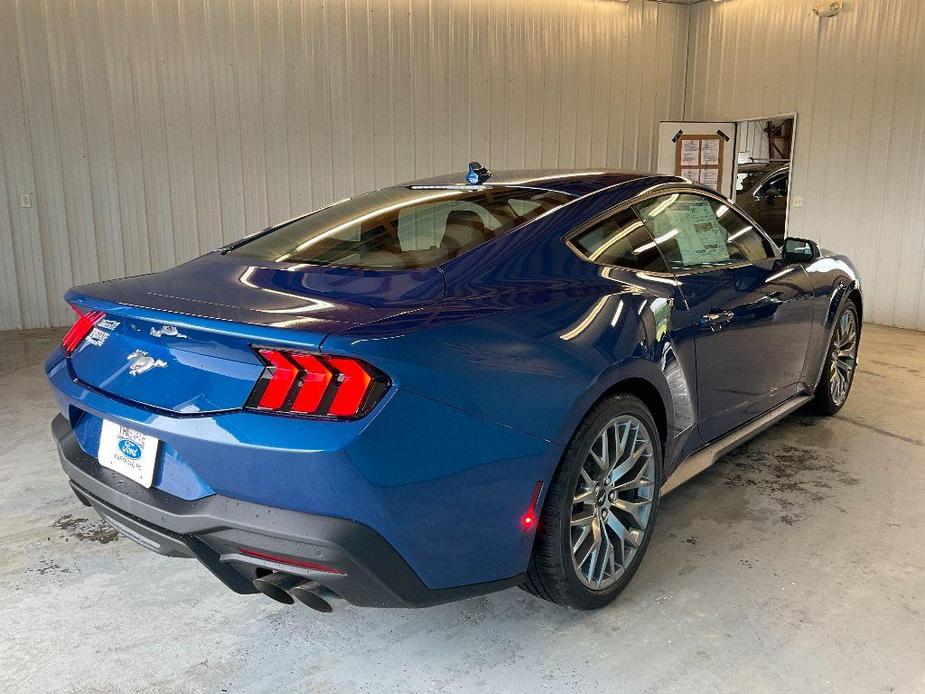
xmin=782 ymin=237 xmax=820 ymax=264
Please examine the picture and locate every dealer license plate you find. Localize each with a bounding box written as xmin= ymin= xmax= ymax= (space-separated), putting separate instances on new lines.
xmin=98 ymin=419 xmax=159 ymax=488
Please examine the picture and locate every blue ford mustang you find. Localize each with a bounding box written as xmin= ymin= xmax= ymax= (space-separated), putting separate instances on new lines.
xmin=47 ymin=166 xmax=862 ymax=611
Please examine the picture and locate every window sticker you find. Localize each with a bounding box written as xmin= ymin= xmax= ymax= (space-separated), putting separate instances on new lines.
xmin=645 ymin=197 xmax=730 ymax=267
xmin=672 ymin=199 xmax=729 ymax=265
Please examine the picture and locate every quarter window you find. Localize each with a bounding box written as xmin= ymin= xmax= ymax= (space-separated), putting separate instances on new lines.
xmin=569 ymin=209 xmax=669 ymax=272
xmin=633 ymin=193 xmax=774 ymax=270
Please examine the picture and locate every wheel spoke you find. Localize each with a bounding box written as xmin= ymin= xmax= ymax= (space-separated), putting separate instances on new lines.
xmin=574 ymin=487 xmax=595 ymax=505
xmin=609 ymin=427 xmax=646 ymax=482
xmin=600 ymin=427 xmax=611 ymax=469
xmin=596 ymin=533 xmax=612 ymax=586
xmin=841 ymin=327 xmax=856 ymax=349
xmin=612 ymin=497 xmax=651 ymax=528
xmin=605 ymin=513 xmax=628 ymax=549
xmin=625 ymin=527 xmax=644 ymax=549
xmin=611 ymin=469 xmax=654 ymax=493
xmin=583 ymin=517 xmax=603 ymax=580
xmin=572 ymin=525 xmax=591 ymax=554
xmin=576 ymin=543 xmax=594 ymax=572
xmin=589 ymin=449 xmax=606 ymax=472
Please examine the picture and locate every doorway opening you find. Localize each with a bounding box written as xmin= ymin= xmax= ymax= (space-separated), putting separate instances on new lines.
xmin=732 ymin=116 xmax=795 ymax=245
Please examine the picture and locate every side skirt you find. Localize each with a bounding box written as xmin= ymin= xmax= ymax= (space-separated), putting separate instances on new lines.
xmin=661 ymin=394 xmax=814 ymax=495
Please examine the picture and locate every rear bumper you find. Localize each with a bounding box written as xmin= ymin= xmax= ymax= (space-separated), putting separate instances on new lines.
xmin=53 ymin=415 xmax=522 ymax=607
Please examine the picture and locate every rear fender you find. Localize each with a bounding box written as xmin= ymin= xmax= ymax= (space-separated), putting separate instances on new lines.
xmin=550 ymin=358 xmax=680 ymax=480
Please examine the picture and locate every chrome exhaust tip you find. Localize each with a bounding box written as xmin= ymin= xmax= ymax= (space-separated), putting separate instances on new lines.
xmin=252 ymin=572 xmax=302 ymax=605
xmin=291 ymin=581 xmax=334 ymax=613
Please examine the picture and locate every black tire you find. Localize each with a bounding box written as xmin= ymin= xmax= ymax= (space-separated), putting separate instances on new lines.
xmin=812 ymin=300 xmax=860 ymax=416
xmin=523 ymin=393 xmax=662 ymax=609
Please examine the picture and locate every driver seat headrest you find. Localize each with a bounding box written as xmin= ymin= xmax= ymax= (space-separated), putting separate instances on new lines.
xmin=441 ymin=211 xmax=491 ymax=256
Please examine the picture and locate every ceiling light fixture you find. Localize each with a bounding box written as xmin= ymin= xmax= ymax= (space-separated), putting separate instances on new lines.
xmin=813 ymin=1 xmax=842 ymax=17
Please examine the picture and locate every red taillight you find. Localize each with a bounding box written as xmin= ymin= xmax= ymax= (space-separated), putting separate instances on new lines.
xmin=246 ymin=348 xmax=388 ymax=419
xmin=325 ymin=356 xmax=373 ymax=417
xmin=255 ymin=349 xmax=300 ymax=410
xmin=62 ymin=307 xmax=106 ymax=355
xmin=288 ymin=353 xmax=333 ymax=414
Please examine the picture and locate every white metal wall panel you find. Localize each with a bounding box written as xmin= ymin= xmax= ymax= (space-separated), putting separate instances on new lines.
xmin=686 ymin=0 xmax=925 ymax=330
xmin=0 ymin=0 xmax=688 ymax=330
xmin=736 ymin=120 xmax=771 ymax=163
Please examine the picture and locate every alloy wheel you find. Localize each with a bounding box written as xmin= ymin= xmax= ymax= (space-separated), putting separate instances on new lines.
xmin=570 ymin=415 xmax=655 ymax=590
xmin=829 ymin=308 xmax=858 ymax=406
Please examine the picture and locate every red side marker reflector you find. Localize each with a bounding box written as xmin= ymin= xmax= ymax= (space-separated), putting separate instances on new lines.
xmin=238 ymin=548 xmax=345 ymax=575
xmin=522 ymin=481 xmax=544 ymax=531
xmin=62 ymin=307 xmax=106 ymax=354
xmin=256 ymin=349 xmax=299 ymax=410
xmin=325 ymin=356 xmax=373 ymax=417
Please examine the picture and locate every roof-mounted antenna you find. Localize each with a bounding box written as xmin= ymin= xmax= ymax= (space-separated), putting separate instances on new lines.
xmin=466 ymin=162 xmax=491 ymax=185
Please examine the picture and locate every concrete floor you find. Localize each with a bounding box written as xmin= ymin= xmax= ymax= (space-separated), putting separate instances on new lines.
xmin=1 ymin=324 xmax=923 ymax=693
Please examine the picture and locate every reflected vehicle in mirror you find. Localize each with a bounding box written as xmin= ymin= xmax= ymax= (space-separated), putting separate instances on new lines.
xmin=46 ymin=165 xmax=861 ymax=611
xmin=735 ymin=162 xmax=790 ymax=244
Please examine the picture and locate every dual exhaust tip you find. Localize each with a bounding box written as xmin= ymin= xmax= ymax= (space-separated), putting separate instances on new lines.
xmin=252 ymin=572 xmax=334 ymax=613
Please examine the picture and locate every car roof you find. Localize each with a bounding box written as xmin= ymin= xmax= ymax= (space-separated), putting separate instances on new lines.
xmin=400 ymin=169 xmax=666 ymax=197
xmin=738 ymin=162 xmax=790 ymax=174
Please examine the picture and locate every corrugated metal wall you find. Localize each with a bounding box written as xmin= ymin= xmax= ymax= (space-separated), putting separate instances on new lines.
xmin=0 ymin=0 xmax=688 ymax=330
xmin=687 ymin=0 xmax=925 ymax=330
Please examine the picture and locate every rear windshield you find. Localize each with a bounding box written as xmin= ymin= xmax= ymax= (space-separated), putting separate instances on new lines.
xmin=228 ymin=187 xmax=572 ymax=269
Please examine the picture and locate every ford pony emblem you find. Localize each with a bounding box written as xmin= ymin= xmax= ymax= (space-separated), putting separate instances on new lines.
xmin=126 ymin=349 xmax=168 ymax=376
xmin=150 ymin=325 xmax=187 ymax=339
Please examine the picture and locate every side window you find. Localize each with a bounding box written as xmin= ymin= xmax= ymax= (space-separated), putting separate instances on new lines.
xmin=766 ymin=173 xmax=788 ymax=196
xmin=569 ymin=208 xmax=669 ymax=272
xmin=633 ymin=193 xmax=774 ymax=271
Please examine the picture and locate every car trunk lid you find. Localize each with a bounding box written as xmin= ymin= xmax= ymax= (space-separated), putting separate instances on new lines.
xmin=65 ymin=252 xmax=443 ymax=414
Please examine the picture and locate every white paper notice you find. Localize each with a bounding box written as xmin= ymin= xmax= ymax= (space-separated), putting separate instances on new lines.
xmin=639 ymin=196 xmax=731 ymax=267
xmin=701 ymin=138 xmax=721 ymax=166
xmin=680 ymin=139 xmax=701 ymax=167
xmin=680 ymin=167 xmax=701 ymax=183
xmin=673 ymin=199 xmax=730 ymax=265
xmin=699 ymin=168 xmax=720 ymax=190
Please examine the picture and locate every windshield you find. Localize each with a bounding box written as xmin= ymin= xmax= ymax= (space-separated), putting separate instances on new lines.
xmin=228 ymin=187 xmax=572 ymax=270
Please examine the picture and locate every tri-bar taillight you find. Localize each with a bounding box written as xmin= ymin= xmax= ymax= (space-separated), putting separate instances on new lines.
xmin=62 ymin=306 xmax=106 ymax=355
xmin=246 ymin=348 xmax=389 ymax=420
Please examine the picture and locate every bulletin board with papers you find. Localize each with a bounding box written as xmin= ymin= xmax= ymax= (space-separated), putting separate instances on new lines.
xmin=675 ymin=134 xmax=725 ymax=193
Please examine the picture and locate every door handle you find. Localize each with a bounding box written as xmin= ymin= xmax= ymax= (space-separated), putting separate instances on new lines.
xmin=699 ymin=310 xmax=734 ymax=331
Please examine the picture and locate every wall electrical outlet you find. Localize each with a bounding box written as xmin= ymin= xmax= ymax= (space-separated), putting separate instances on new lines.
xmin=20 ymin=193 xmax=33 ymax=208
xmin=792 ymin=196 xmax=804 ymax=209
